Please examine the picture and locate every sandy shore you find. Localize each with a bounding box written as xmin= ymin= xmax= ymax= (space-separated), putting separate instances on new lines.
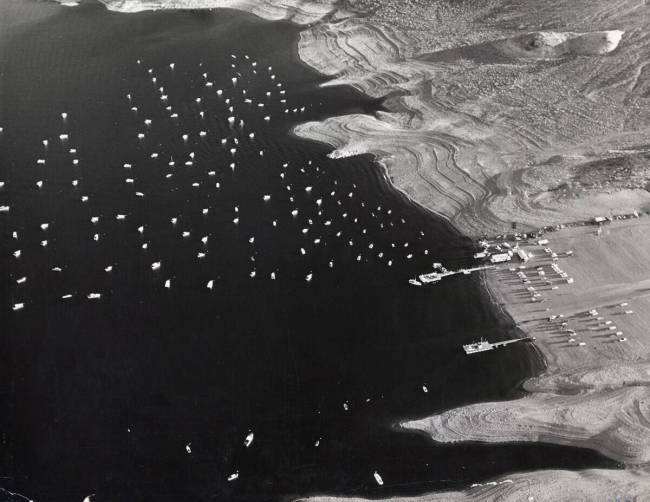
xmin=400 ymin=218 xmax=650 ymax=488
xmin=296 ymin=468 xmax=650 ymax=502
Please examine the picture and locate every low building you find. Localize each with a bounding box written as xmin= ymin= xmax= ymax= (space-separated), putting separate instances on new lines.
xmin=490 ymin=252 xmax=511 ymax=264
xmin=516 ymin=248 xmax=530 ymax=262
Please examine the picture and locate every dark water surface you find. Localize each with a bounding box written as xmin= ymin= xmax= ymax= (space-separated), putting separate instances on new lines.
xmin=0 ymin=1 xmax=618 ymax=501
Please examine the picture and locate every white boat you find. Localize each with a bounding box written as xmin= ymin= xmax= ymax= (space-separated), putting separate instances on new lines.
xmin=373 ymin=471 xmax=384 ymax=486
xmin=87 ymin=293 xmax=101 ymax=300
xmin=227 ymin=472 xmax=239 ymax=482
xmin=151 ymin=261 xmax=161 ymax=271
xmin=244 ymin=432 xmax=254 ymax=447
xmin=409 ymin=279 xmax=422 ymax=287
xmin=12 ymin=303 xmax=25 ymax=311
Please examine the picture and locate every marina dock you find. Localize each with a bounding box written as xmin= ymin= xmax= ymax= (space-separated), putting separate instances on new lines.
xmin=463 ymin=337 xmax=532 ymax=354
xmin=413 ymin=264 xmax=495 ymax=286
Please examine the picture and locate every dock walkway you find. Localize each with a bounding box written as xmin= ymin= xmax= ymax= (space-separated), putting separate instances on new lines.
xmin=463 ymin=337 xmax=532 ymax=354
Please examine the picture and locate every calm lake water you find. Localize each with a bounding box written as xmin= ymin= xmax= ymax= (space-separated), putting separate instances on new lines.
xmin=0 ymin=1 xmax=618 ymax=501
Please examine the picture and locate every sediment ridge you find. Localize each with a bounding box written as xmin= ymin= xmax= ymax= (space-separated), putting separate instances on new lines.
xmin=296 ymin=468 xmax=650 ymax=502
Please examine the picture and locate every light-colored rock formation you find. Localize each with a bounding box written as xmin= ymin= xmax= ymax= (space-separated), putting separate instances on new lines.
xmin=85 ymin=0 xmax=348 ymax=24
xmin=294 ymin=0 xmax=650 ymax=235
xmin=406 ymin=386 xmax=650 ymax=464
xmin=297 ymin=467 xmax=650 ymax=502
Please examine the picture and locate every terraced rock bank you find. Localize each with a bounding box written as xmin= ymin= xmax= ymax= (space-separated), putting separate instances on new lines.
xmin=295 ymin=0 xmax=650 ymax=235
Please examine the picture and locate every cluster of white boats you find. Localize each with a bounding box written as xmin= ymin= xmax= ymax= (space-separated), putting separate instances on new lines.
xmin=1 ymin=53 xmax=445 ymax=487
xmin=3 ymin=52 xmax=445 ymax=313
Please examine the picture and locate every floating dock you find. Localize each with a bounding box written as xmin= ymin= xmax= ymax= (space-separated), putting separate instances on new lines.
xmin=416 ymin=265 xmax=495 ymax=285
xmin=463 ymin=337 xmax=532 ymax=354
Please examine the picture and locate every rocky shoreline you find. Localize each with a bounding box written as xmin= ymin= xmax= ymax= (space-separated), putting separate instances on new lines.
xmin=296 ymin=468 xmax=650 ymax=502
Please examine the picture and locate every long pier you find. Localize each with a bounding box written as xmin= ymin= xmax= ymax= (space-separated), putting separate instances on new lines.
xmin=463 ymin=337 xmax=533 ymax=355
xmin=417 ymin=265 xmax=495 ymax=285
